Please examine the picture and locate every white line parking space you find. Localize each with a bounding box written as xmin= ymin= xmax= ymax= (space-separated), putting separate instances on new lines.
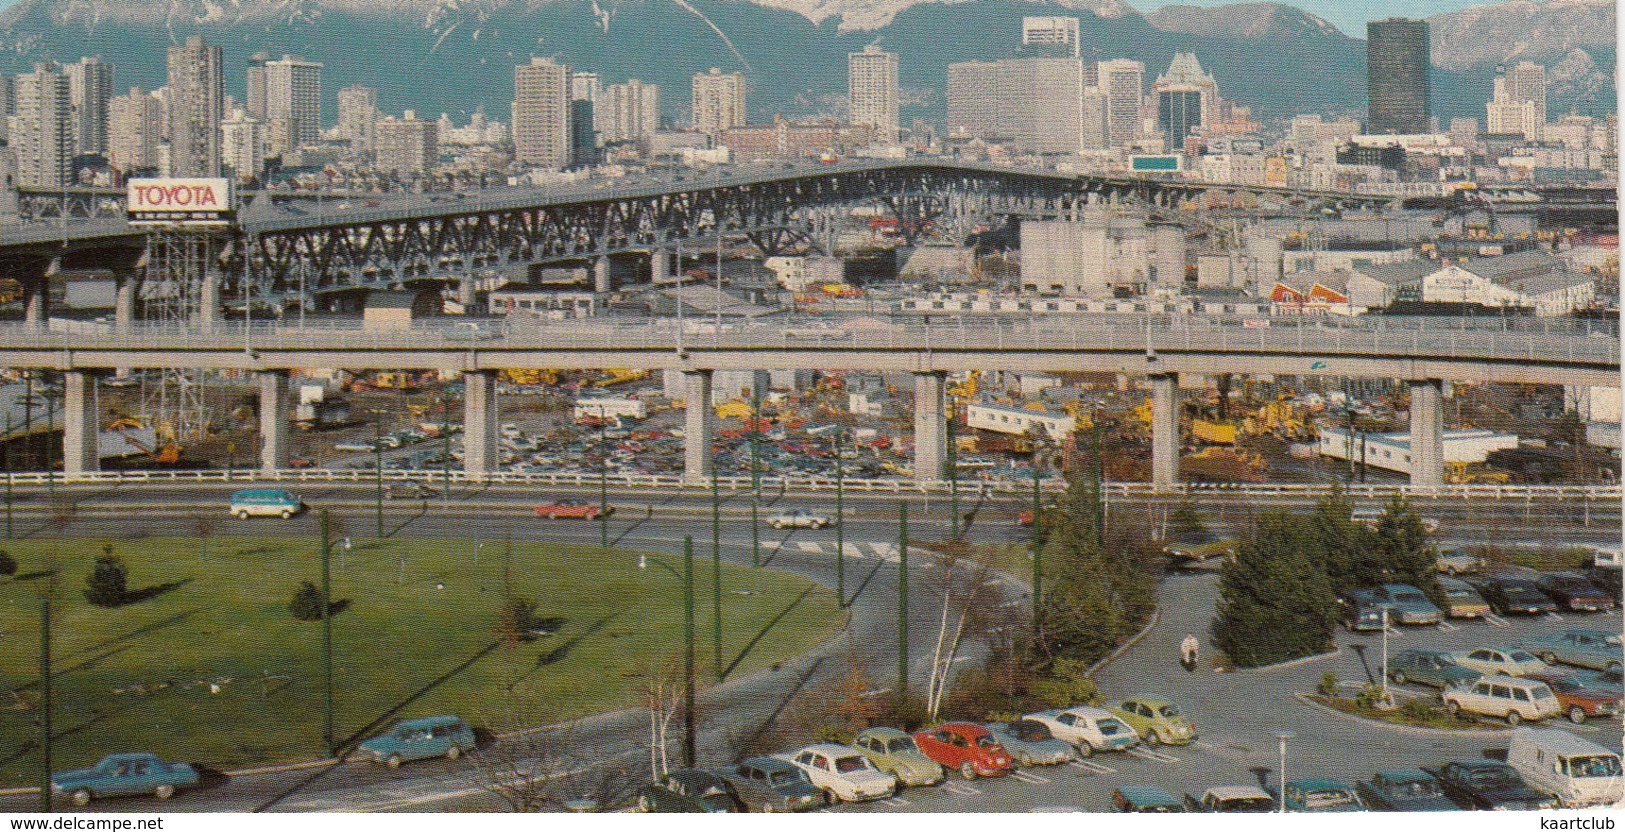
xmin=1127 ymin=747 xmax=1181 ymax=763
xmin=1070 ymin=759 xmax=1117 ymax=774
xmin=1485 ymin=613 xmax=1510 ymax=627
xmin=1437 ymin=621 xmax=1458 ymax=632
xmin=1547 ymin=612 xmax=1566 ymax=621
xmin=879 ymin=796 xmax=911 ymax=807
xmin=943 ymin=783 xmax=982 ymax=796
xmin=1010 ymin=770 xmax=1050 ymax=785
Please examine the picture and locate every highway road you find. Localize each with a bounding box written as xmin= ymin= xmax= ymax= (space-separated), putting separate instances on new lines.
xmin=0 ymin=483 xmax=1616 ymax=813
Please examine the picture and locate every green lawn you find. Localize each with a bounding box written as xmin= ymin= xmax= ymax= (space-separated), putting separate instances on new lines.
xmin=0 ymin=534 xmax=840 ymax=785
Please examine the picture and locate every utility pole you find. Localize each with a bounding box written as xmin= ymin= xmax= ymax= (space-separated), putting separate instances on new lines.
xmin=1031 ymin=457 xmax=1043 ymax=635
xmin=750 ymin=383 xmax=761 ymax=568
xmin=440 ymin=395 xmax=452 ymax=506
xmin=897 ymin=501 xmax=909 ymax=699
xmin=600 ymin=408 xmax=609 ymax=551
xmin=373 ymin=414 xmax=385 ymax=538
xmin=948 ymin=404 xmax=959 ymax=539
xmin=713 ymin=535 xmax=722 ymax=682
xmin=320 ymin=510 xmax=334 ymax=757
xmin=39 ymin=598 xmax=51 ymax=812
xmin=835 ymin=428 xmax=845 ymax=606
xmin=682 ymin=536 xmax=696 ymax=769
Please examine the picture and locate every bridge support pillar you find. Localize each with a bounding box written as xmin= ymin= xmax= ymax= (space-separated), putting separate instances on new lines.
xmin=462 ymin=369 xmax=499 ymax=478
xmin=63 ymin=369 xmax=100 ymax=477
xmin=458 ymin=270 xmax=477 ymax=310
xmin=913 ymin=371 xmax=946 ymax=485
xmin=1408 ymin=379 xmax=1445 ymax=488
xmin=594 ymin=256 xmax=612 ymax=293
xmin=114 ymin=266 xmax=141 ymax=330
xmin=1150 ymin=372 xmax=1180 ymax=491
xmin=650 ymin=248 xmax=670 ymax=284
xmin=683 ymin=370 xmax=714 ymax=485
xmin=258 ymin=370 xmax=290 ymax=473
xmin=23 ymin=255 xmax=58 ymax=327
xmin=198 ymin=261 xmax=222 ymax=330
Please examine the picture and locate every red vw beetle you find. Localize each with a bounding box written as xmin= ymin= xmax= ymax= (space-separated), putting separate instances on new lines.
xmin=912 ymin=723 xmax=1013 ymax=779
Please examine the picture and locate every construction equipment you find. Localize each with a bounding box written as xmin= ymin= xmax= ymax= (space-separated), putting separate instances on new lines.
xmin=948 ymin=370 xmax=981 ymax=402
xmin=1182 ymin=447 xmax=1268 ymax=483
xmin=714 ymin=399 xmax=753 ymax=420
xmin=1191 ymin=420 xmax=1237 ymax=445
xmin=501 ymin=368 xmax=560 ymax=386
xmin=1242 ymin=397 xmax=1316 ymax=442
xmin=594 ymin=368 xmax=647 ymax=388
xmin=1446 ymin=462 xmax=1512 ymax=484
xmin=109 ymin=418 xmax=182 ymax=465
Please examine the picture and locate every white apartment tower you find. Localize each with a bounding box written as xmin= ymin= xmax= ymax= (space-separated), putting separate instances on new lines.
xmin=692 ymin=68 xmax=746 ymax=136
xmin=603 ymin=80 xmax=660 ymax=146
xmin=1097 ymin=58 xmax=1144 ymax=149
xmin=245 ymin=52 xmax=271 ymax=120
xmin=336 ymin=84 xmax=379 ymax=154
xmin=375 ymin=111 xmax=439 ymax=176
xmin=1487 ymin=62 xmax=1546 ymax=141
xmin=1022 ymin=17 xmax=1081 ymax=57
xmin=513 ymin=58 xmax=572 ymax=169
xmin=13 ymin=62 xmax=73 ymax=187
xmin=265 ymin=55 xmax=322 ymax=148
xmin=108 ymin=87 xmax=164 ymax=174
xmin=66 ymin=56 xmax=113 ymax=156
xmin=167 ymin=35 xmax=224 ymax=177
xmin=848 ymin=45 xmax=899 ymax=143
xmin=220 ymin=108 xmax=265 ymax=181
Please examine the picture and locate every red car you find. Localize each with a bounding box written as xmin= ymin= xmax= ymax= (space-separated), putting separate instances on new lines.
xmin=1017 ymin=510 xmax=1035 ymax=526
xmin=534 ymin=499 xmax=610 ymax=520
xmin=912 ymin=723 xmax=1013 ymax=779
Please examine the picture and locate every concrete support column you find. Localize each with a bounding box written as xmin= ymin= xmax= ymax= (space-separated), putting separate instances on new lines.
xmin=651 ymin=248 xmax=669 ymax=284
xmin=1150 ymin=372 xmax=1180 ymax=491
xmin=913 ymin=371 xmax=947 ymax=485
xmin=1409 ymin=378 xmax=1445 ymax=488
xmin=683 ymin=369 xmax=714 ymax=484
xmin=458 ymin=270 xmax=477 ymax=310
xmin=462 ymin=370 xmax=499 ymax=477
xmin=63 ymin=370 xmax=99 ymax=477
xmin=114 ymin=268 xmax=140 ymax=330
xmin=198 ymin=263 xmax=222 ymax=330
xmin=258 ymin=370 xmax=290 ymax=473
xmin=24 ymin=255 xmax=57 ymax=327
xmin=594 ymin=256 xmax=612 ymax=293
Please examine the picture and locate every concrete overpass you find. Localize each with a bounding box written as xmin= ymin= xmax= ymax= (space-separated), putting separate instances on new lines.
xmin=6 ymin=314 xmax=1614 ymax=491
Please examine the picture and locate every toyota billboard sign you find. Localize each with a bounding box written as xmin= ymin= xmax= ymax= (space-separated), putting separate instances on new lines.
xmin=127 ymin=178 xmax=236 ymax=226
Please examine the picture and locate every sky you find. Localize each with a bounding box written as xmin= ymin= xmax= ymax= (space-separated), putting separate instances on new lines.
xmin=0 ymin=0 xmax=1514 ymax=37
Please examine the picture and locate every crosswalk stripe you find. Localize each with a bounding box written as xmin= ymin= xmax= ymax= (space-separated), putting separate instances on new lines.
xmin=1069 ymin=759 xmax=1116 ymax=774
xmin=842 ymin=543 xmax=867 ymax=557
xmin=762 ymin=540 xmax=782 ymax=550
xmin=795 ymin=541 xmax=822 ymax=553
xmin=869 ymin=543 xmax=893 ymax=556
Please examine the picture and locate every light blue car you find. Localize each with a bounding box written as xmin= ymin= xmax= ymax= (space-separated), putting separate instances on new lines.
xmin=1373 ymin=583 xmax=1443 ymax=625
xmin=52 ymin=752 xmax=198 ymax=806
xmin=1521 ymin=630 xmax=1624 ymax=671
xmin=357 ymin=715 xmax=476 ymax=768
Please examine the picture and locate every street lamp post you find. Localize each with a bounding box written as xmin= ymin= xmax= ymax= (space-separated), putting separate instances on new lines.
xmin=38 ymin=598 xmax=50 ymax=813
xmin=1380 ymin=605 xmax=1392 ymax=702
xmin=1276 ymin=731 xmax=1294 ymax=813
xmin=439 ymin=394 xmax=452 ymax=506
xmin=947 ymin=403 xmax=958 ymax=539
xmin=897 ymin=501 xmax=909 ymax=698
xmin=835 ymin=427 xmax=845 ymax=607
xmin=639 ymin=537 xmax=697 ymax=768
xmin=371 ymin=411 xmax=386 ymax=539
xmin=599 ymin=406 xmax=609 ymax=551
xmin=750 ymin=383 xmax=761 ymax=569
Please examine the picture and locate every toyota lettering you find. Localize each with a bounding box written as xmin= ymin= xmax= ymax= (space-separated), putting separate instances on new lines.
xmin=127 ymin=177 xmax=236 ymax=226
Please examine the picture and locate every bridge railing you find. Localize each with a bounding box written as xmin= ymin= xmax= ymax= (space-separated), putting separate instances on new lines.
xmin=1 ymin=466 xmax=1616 ymax=502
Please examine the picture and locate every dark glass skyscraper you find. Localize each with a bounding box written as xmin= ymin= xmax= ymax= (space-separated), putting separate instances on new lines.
xmin=1366 ymin=18 xmax=1430 ymax=135
xmin=1158 ymin=89 xmax=1202 ymax=153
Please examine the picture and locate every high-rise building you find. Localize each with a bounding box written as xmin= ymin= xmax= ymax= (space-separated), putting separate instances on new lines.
xmin=336 ymin=84 xmax=378 ymax=155
xmin=946 ymin=57 xmax=1085 ymax=154
xmin=602 ymin=79 xmax=660 ymax=147
xmin=375 ymin=111 xmax=438 ymax=175
xmin=1097 ymin=59 xmax=1144 ymax=149
xmin=0 ymin=76 xmax=14 ymax=118
xmin=65 ymin=56 xmax=113 ymax=156
xmin=1157 ymin=89 xmax=1201 ymax=154
xmin=1486 ymin=62 xmax=1546 ymax=141
xmin=167 ymin=35 xmax=224 ymax=177
xmin=1151 ymin=53 xmax=1218 ymax=148
xmin=1081 ymin=85 xmax=1108 ymax=150
xmin=692 ymin=67 xmax=746 ymax=136
xmin=1020 ymin=16 xmax=1080 ymax=58
xmin=1504 ymin=61 xmax=1547 ymax=123
xmin=571 ymin=72 xmax=601 ymax=104
xmin=570 ymin=99 xmax=597 ymax=167
xmin=265 ymin=55 xmax=322 ymax=148
xmin=13 ymin=62 xmax=73 ymax=187
xmin=220 ymin=108 xmax=265 ymax=182
xmin=265 ymin=116 xmax=299 ymax=159
xmin=1366 ymin=18 xmax=1430 ymax=135
xmin=848 ymin=44 xmax=899 ymax=143
xmin=108 ymin=87 xmax=163 ymax=174
xmin=946 ymin=61 xmax=1001 ymax=137
xmin=245 ymin=52 xmax=271 ymax=120
xmin=513 ymin=57 xmax=572 ymax=169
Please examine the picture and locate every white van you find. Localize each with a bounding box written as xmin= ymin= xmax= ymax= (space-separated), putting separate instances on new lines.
xmin=1507 ymin=727 xmax=1624 ymax=807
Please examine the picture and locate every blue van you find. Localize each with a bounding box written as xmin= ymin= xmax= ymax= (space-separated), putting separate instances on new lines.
xmin=357 ymin=716 xmax=477 ymax=768
xmin=229 ymin=489 xmax=304 ymax=519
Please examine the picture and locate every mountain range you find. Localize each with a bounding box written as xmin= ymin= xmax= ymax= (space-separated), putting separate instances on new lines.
xmin=0 ymin=0 xmax=1612 ymax=130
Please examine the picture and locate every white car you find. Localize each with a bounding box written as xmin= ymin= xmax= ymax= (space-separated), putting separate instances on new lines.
xmin=1449 ymin=647 xmax=1551 ymax=678
xmin=334 ymin=440 xmax=379 ymax=453
xmin=776 ymin=743 xmax=896 ymax=804
xmin=1023 ymin=707 xmax=1140 ymax=757
xmin=1443 ymin=675 xmax=1561 ymax=724
xmin=767 ymin=510 xmax=830 ymax=530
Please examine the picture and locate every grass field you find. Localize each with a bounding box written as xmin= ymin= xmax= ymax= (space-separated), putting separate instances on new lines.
xmin=0 ymin=532 xmax=840 ymax=785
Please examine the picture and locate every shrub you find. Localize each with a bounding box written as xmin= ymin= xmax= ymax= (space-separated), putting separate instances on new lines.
xmin=288 ymin=581 xmax=326 ymax=621
xmin=83 ymin=551 xmax=128 ymax=607
xmin=1318 ymin=671 xmax=1339 ymax=697
xmin=1355 ymin=683 xmax=1388 ymax=709
xmin=1031 ymin=658 xmax=1100 ymax=708
xmin=0 ymin=549 xmax=15 ymax=578
xmin=1400 ymin=696 xmax=1442 ymax=721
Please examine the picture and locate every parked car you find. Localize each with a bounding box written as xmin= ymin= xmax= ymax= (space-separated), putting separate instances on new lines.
xmin=1278 ymin=777 xmax=1366 ymax=812
xmin=1110 ymin=698 xmax=1197 ymax=746
xmin=913 ymin=722 xmax=1012 ymax=779
xmin=1543 ymin=676 xmax=1623 ymax=724
xmin=777 ymin=743 xmax=896 ymax=803
xmin=637 ymin=769 xmax=739 ymax=813
xmin=714 ymin=758 xmax=821 ymax=813
xmin=766 ymin=509 xmax=830 ymax=529
xmin=1386 ymin=649 xmax=1482 ymax=689
xmin=1436 ymin=576 xmax=1492 ymax=618
xmin=534 ymin=499 xmax=609 ymax=519
xmin=1585 ymin=565 xmax=1621 ymax=602
xmin=1449 ymin=647 xmax=1551 ymax=678
xmin=1422 ymin=760 xmax=1560 ymax=811
xmin=1536 ymin=572 xmax=1616 ymax=613
xmin=1354 ymin=770 xmax=1458 ymax=811
xmin=1161 ymin=529 xmax=1237 ymax=563
xmin=1371 ymin=583 xmax=1443 ymax=625
xmin=1521 ymin=629 xmax=1623 ymax=671
xmin=1435 ymin=549 xmax=1486 ymax=576
xmin=356 ymin=715 xmax=476 ymax=767
xmin=51 ymin=753 xmax=199 ymax=806
xmin=1468 ymin=575 xmax=1560 ymax=615
xmin=1442 ymin=675 xmax=1561 ymax=724
xmin=1022 ymin=706 xmax=1140 ymax=757
xmin=1338 ymin=589 xmax=1387 ymax=631
xmin=1112 ymin=785 xmax=1185 ymax=812
xmin=851 ymin=727 xmax=945 ymax=787
xmin=982 ymin=720 xmax=1074 ymax=767
xmin=1182 ymin=786 xmax=1275 ymax=812
xmin=1567 ymin=667 xmax=1624 ymax=698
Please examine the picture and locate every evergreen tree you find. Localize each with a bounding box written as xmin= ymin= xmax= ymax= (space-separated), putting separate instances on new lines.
xmin=1370 ymin=494 xmax=1442 ymax=601
xmin=289 ymin=580 xmax=326 ymax=621
xmin=0 ymin=549 xmax=15 ymax=579
xmin=83 ymin=551 xmax=128 ymax=607
xmin=1035 ymin=474 xmax=1156 ymax=665
xmin=1307 ymin=486 xmax=1369 ymax=588
xmin=1213 ymin=510 xmax=1338 ymax=667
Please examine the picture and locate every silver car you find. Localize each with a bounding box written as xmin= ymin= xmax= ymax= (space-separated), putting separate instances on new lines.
xmin=767 ymin=509 xmax=830 ymax=529
xmin=983 ymin=720 xmax=1075 ymax=767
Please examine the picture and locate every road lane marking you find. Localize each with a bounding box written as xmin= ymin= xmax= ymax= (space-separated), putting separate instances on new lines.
xmin=943 ymin=783 xmax=982 ymax=796
xmin=880 ymin=796 xmax=911 ymax=807
xmin=1011 ymin=770 xmax=1050 ymax=785
xmin=1127 ymin=747 xmax=1180 ymax=763
xmin=870 ymin=543 xmax=894 ymax=556
xmin=842 ymin=543 xmax=867 ymax=557
xmin=1069 ymin=759 xmax=1116 ymax=774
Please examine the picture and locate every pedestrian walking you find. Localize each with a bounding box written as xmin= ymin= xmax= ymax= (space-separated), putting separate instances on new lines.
xmin=1180 ymin=632 xmax=1200 ymax=670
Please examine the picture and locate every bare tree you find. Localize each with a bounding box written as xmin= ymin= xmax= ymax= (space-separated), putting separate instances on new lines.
xmin=464 ymin=706 xmax=637 ymax=812
xmin=924 ymin=554 xmax=996 ymax=721
xmin=641 ymin=653 xmax=687 ymax=780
